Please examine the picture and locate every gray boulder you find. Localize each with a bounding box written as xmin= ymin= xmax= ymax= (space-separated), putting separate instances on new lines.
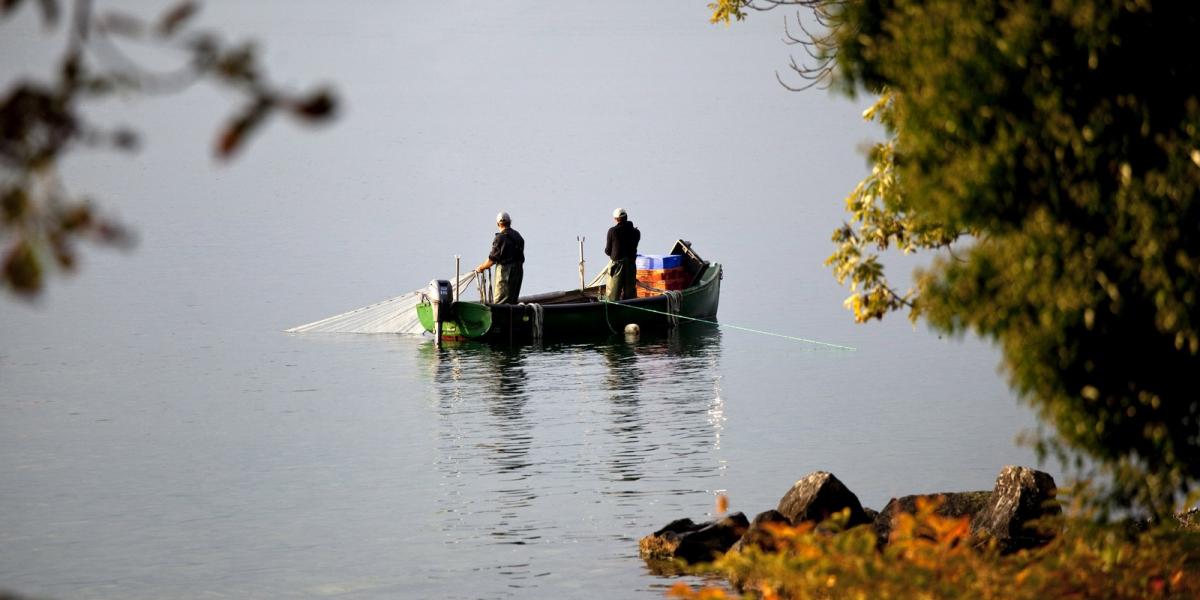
xmin=873 ymin=491 xmax=991 ymax=545
xmin=863 ymin=506 xmax=879 ymax=523
xmin=777 ymin=471 xmax=871 ymax=528
xmin=639 ymin=513 xmax=749 ymax=564
xmin=970 ymin=465 xmax=1060 ymax=552
xmin=638 ymin=518 xmax=697 ymax=560
xmin=730 ymin=509 xmax=792 ymax=553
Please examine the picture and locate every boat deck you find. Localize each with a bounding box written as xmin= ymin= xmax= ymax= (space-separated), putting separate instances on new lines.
xmin=512 ymin=240 xmax=708 ymax=307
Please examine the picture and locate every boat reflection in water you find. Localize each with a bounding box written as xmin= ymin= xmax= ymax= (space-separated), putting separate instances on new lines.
xmin=416 ymin=324 xmax=725 ymax=594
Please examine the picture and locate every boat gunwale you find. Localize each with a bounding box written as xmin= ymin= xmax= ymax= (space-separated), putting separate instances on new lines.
xmin=483 ymin=262 xmax=720 ymax=312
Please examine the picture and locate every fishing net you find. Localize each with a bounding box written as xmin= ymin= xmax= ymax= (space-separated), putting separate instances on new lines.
xmin=285 ymin=271 xmax=481 ymax=334
xmin=287 ymin=264 xmax=612 ymax=335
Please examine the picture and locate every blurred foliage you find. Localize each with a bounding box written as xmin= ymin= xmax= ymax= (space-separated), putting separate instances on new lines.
xmin=715 ymin=0 xmax=1200 ymax=517
xmin=1 ymin=0 xmax=336 ymax=297
xmin=667 ymin=497 xmax=1200 ymax=600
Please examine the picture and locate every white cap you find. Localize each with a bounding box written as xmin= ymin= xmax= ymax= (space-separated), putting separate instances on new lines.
xmin=496 ymin=211 xmax=511 ymax=224
xmin=613 ymin=207 xmax=627 ymax=219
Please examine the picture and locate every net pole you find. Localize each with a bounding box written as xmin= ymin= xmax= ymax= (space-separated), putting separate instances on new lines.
xmin=577 ymin=236 xmax=586 ymax=291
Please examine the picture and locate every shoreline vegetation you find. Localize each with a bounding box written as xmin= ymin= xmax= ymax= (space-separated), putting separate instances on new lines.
xmin=645 ymin=467 xmax=1200 ymax=599
xmin=710 ymin=0 xmax=1200 ymax=520
xmin=686 ymin=1 xmax=1200 ymax=596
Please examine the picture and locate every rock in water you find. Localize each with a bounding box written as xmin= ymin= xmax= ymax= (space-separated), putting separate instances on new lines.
xmin=730 ymin=509 xmax=792 ymax=553
xmin=777 ymin=471 xmax=871 ymax=528
xmin=874 ymin=491 xmax=991 ymax=544
xmin=639 ymin=513 xmax=749 ymax=563
xmin=970 ymin=465 xmax=1060 ymax=552
xmin=638 ymin=518 xmax=695 ymax=560
xmin=674 ymin=513 xmax=750 ymax=563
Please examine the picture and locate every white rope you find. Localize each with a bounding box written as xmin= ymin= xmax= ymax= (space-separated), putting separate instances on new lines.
xmin=617 ymin=301 xmax=857 ymax=351
xmin=286 ymin=271 xmax=478 ymax=335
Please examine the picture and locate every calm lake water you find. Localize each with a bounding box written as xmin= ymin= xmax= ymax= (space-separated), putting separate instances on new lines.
xmin=1 ymin=2 xmax=1049 ymax=598
xmin=3 ymin=319 xmax=1040 ymax=599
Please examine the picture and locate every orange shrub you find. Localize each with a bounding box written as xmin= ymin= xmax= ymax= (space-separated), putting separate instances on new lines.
xmin=667 ymin=498 xmax=1200 ymax=600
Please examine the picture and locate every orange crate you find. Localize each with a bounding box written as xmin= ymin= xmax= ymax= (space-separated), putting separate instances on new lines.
xmin=637 ymin=269 xmax=688 ymax=287
xmin=637 ymin=280 xmax=685 ymax=294
xmin=637 ymin=267 xmax=685 ymax=280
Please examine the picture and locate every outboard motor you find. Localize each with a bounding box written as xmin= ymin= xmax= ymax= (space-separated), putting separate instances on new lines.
xmin=427 ymin=279 xmax=454 ymax=341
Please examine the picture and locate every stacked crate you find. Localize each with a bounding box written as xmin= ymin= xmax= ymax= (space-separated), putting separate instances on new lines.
xmin=635 ymin=254 xmax=687 ymax=297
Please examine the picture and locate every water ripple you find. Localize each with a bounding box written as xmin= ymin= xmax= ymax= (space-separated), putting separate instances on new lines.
xmin=416 ymin=325 xmax=726 ymax=593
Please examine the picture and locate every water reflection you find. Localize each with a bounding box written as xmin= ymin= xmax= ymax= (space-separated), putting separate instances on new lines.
xmin=599 ymin=341 xmax=647 ymax=483
xmin=597 ymin=326 xmax=726 ymax=505
xmin=481 ymin=347 xmax=533 ymax=474
xmin=416 ymin=324 xmax=725 ymax=593
xmin=423 ymin=342 xmax=537 ymax=536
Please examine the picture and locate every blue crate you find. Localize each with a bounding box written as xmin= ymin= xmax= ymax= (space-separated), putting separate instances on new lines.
xmin=635 ymin=254 xmax=682 ymax=270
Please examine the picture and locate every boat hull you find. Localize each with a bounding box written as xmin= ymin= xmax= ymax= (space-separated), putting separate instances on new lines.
xmin=478 ymin=262 xmax=720 ymax=342
xmin=417 ymin=240 xmax=721 ymax=343
xmin=415 ymin=299 xmax=493 ymax=339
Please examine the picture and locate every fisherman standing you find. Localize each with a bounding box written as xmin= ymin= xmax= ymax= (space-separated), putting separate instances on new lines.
xmin=604 ymin=207 xmax=640 ymax=301
xmin=475 ymin=211 xmax=525 ymax=304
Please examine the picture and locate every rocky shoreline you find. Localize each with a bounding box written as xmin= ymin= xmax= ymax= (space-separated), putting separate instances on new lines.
xmin=639 ymin=465 xmax=1061 ymax=568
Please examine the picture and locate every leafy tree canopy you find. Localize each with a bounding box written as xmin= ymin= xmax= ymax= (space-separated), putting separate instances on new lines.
xmin=716 ymin=0 xmax=1200 ymax=517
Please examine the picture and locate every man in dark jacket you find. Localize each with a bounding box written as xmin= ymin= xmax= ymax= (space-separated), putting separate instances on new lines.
xmin=604 ymin=207 xmax=640 ymax=301
xmin=475 ymin=211 xmax=525 ymax=304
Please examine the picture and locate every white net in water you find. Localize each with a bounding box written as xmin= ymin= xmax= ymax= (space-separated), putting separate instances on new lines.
xmin=285 ymin=272 xmax=480 ymax=335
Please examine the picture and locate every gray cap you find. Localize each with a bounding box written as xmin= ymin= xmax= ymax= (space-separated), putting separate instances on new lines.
xmin=496 ymin=211 xmax=511 ymax=224
xmin=613 ymin=207 xmax=627 ymax=218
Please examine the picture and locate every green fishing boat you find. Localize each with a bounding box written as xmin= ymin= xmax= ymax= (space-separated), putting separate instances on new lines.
xmin=416 ymin=297 xmax=492 ymax=339
xmin=417 ymin=240 xmax=721 ymax=342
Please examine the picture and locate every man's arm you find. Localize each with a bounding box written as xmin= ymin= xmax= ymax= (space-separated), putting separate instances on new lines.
xmin=604 ymin=227 xmax=614 ymax=258
xmin=477 ymin=235 xmax=503 ymax=273
xmin=489 ymin=234 xmax=506 ymax=263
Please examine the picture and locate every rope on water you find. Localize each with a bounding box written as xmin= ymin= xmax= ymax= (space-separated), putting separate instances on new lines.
xmin=603 ymin=298 xmax=856 ymax=351
xmin=602 ymin=296 xmax=618 ymax=334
